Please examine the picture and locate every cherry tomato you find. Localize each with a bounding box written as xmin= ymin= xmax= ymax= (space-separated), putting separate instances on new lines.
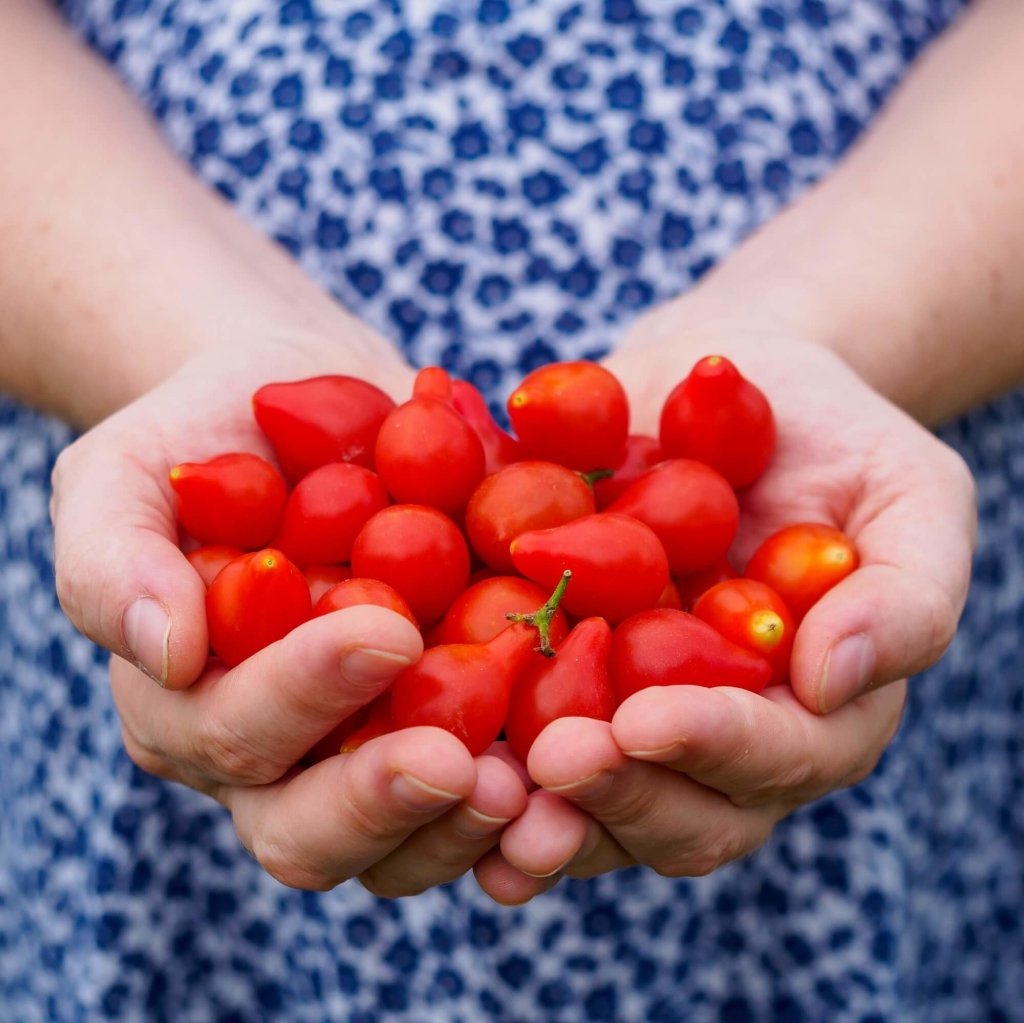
xmin=654 ymin=578 xmax=683 ymax=610
xmin=608 ymin=459 xmax=739 ymax=574
xmin=272 ymin=462 xmax=390 ymax=567
xmin=505 ymin=617 xmax=616 ymax=764
xmin=313 ymin=578 xmax=418 ymax=628
xmin=507 ymin=360 xmax=629 ymax=471
xmin=427 ymin=575 xmax=570 ymax=647
xmin=169 ymin=453 xmax=287 ymax=549
xmin=744 ymin=522 xmax=859 ymax=621
xmin=592 ymin=434 xmax=663 ymax=509
xmin=206 ymin=548 xmax=312 ymax=668
xmin=464 ymin=460 xmax=596 ymax=573
xmin=412 ymin=365 xmax=454 ymax=402
xmin=608 ymin=608 xmax=772 ymax=703
xmin=252 ymin=374 xmax=396 ymax=482
xmin=450 ymin=378 xmax=523 ymax=475
xmin=693 ymin=578 xmax=795 ymax=685
xmin=350 ymin=504 xmax=470 ymax=627
xmin=659 ymin=355 xmax=776 ymax=489
xmin=374 ymin=396 xmax=486 ymax=515
xmin=303 ymin=693 xmax=392 ymax=764
xmin=511 ymin=512 xmax=669 ymax=623
xmin=390 ymin=623 xmax=542 ymax=756
xmin=185 ymin=545 xmax=243 ymax=588
xmin=303 ymin=564 xmax=352 ymax=604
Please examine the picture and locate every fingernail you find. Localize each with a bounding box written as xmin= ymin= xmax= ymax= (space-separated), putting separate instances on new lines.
xmin=452 ymin=807 xmax=512 ymax=840
xmin=522 ymin=855 xmax=574 ymax=879
xmin=122 ymin=597 xmax=170 ymax=685
xmin=390 ymin=772 xmax=462 ymax=812
xmin=341 ymin=648 xmax=414 ymax=686
xmin=819 ymin=634 xmax=876 ymax=712
xmin=547 ymin=771 xmax=614 ymax=801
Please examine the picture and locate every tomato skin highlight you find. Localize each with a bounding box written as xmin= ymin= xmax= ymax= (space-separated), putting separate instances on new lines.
xmin=465 ymin=460 xmax=596 ymax=573
xmin=169 ymin=453 xmax=287 ymax=550
xmin=507 ymin=360 xmax=629 ymax=472
xmin=693 ymin=578 xmax=795 ymax=685
xmin=272 ymin=462 xmax=390 ymax=567
xmin=374 ymin=396 xmax=486 ymax=516
xmin=350 ymin=504 xmax=471 ymax=627
xmin=744 ymin=522 xmax=859 ymax=621
xmin=659 ymin=355 xmax=776 ymax=489
xmin=428 ymin=575 xmax=569 ymax=648
xmin=505 ymin=617 xmax=616 ymax=764
xmin=608 ymin=608 xmax=773 ymax=703
xmin=313 ymin=578 xmax=418 ymax=628
xmin=206 ymin=548 xmax=312 ymax=668
xmin=252 ymin=375 xmax=396 ymax=482
xmin=390 ymin=624 xmax=539 ymax=756
xmin=608 ymin=459 xmax=739 ymax=575
xmin=511 ymin=512 xmax=669 ymax=624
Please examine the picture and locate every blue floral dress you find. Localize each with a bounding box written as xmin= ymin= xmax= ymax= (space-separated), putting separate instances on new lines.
xmin=3 ymin=1 xmax=1022 ymax=1020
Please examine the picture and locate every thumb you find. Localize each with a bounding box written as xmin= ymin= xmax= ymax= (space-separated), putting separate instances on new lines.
xmin=789 ymin=448 xmax=976 ymax=714
xmin=51 ymin=432 xmax=209 ymax=689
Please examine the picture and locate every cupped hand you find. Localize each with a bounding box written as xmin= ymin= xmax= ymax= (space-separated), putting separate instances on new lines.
xmin=51 ymin=335 xmax=527 ymax=894
xmin=474 ymin=330 xmax=977 ymax=903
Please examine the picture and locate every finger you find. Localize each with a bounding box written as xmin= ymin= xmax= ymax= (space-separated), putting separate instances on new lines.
xmin=473 ymin=847 xmax=561 ymax=906
xmin=499 ymin=789 xmax=633 ymax=880
xmin=528 ymin=717 xmax=777 ymax=876
xmin=358 ymin=753 xmax=529 ymax=898
xmin=611 ymin=682 xmax=906 ymax=807
xmin=792 ymin=442 xmax=976 ymax=712
xmin=113 ymin=605 xmax=423 ymax=786
xmin=51 ymin=431 xmax=209 ymax=688
xmin=218 ymin=726 xmax=476 ymax=892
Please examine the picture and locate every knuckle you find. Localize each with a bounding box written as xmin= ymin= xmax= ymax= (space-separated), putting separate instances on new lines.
xmin=656 ymin=825 xmax=751 ymax=879
xmin=251 ymin=834 xmax=339 ymax=892
xmin=194 ymin=715 xmax=281 ymax=785
xmin=121 ymin=728 xmax=177 ymax=782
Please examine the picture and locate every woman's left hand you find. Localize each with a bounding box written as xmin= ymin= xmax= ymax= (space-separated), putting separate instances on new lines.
xmin=474 ymin=329 xmax=977 ymax=904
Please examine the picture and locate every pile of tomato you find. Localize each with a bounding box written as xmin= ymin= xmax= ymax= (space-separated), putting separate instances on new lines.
xmin=169 ymin=356 xmax=858 ymax=761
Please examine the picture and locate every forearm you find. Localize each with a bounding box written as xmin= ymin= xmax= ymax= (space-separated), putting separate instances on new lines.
xmin=0 ymin=1 xmax=398 ymax=427
xmin=662 ymin=0 xmax=1024 ymax=425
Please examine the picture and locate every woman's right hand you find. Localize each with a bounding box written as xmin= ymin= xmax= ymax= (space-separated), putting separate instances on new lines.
xmin=50 ymin=336 xmax=528 ymax=895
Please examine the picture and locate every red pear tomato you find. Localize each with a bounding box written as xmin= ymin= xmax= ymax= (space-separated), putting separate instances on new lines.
xmin=390 ymin=624 xmax=542 ymax=756
xmin=206 ymin=548 xmax=312 ymax=668
xmin=507 ymin=360 xmax=629 ymax=472
xmin=608 ymin=608 xmax=772 ymax=703
xmin=744 ymin=522 xmax=859 ymax=621
xmin=428 ymin=575 xmax=570 ymax=648
xmin=313 ymin=577 xmax=418 ymax=628
xmin=451 ymin=378 xmax=523 ymax=474
xmin=252 ymin=375 xmax=395 ymax=482
xmin=511 ymin=512 xmax=669 ymax=624
xmin=412 ymin=365 xmax=454 ymax=402
xmin=374 ymin=396 xmax=486 ymax=515
xmin=608 ymin=459 xmax=739 ymax=575
xmin=693 ymin=578 xmax=795 ymax=685
xmin=505 ymin=617 xmax=616 ymax=763
xmin=592 ymin=434 xmax=663 ymax=509
xmin=464 ymin=460 xmax=596 ymax=573
xmin=350 ymin=505 xmax=470 ymax=627
xmin=169 ymin=453 xmax=287 ymax=549
xmin=659 ymin=355 xmax=776 ymax=488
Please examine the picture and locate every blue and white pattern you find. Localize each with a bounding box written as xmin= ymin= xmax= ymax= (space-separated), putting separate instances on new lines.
xmin=4 ymin=1 xmax=1023 ymax=1020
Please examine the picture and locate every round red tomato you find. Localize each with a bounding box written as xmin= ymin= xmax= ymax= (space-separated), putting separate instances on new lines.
xmin=350 ymin=504 xmax=470 ymax=627
xmin=464 ymin=460 xmax=596 ymax=573
xmin=507 ymin=360 xmax=629 ymax=472
xmin=744 ymin=522 xmax=859 ymax=621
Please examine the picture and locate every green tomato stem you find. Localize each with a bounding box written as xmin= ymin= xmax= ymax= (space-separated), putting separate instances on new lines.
xmin=505 ymin=569 xmax=571 ymax=657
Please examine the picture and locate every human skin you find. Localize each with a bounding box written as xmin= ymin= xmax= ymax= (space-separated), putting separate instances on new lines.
xmin=1 ymin=0 xmax=1017 ymax=896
